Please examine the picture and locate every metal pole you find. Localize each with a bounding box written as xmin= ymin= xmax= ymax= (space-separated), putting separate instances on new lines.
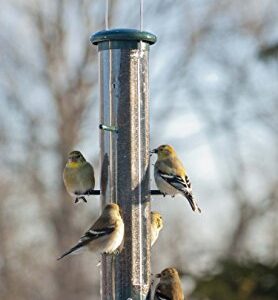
xmin=91 ymin=29 xmax=156 ymax=300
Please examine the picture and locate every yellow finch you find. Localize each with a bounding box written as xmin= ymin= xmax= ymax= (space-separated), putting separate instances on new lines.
xmin=63 ymin=150 xmax=95 ymax=204
xmin=57 ymin=203 xmax=124 ymax=260
xmin=154 ymin=267 xmax=184 ymax=300
xmin=151 ymin=211 xmax=163 ymax=247
xmin=151 ymin=145 xmax=201 ymax=213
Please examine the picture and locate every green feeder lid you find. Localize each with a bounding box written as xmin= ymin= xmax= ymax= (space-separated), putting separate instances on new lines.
xmin=91 ymin=28 xmax=157 ymax=46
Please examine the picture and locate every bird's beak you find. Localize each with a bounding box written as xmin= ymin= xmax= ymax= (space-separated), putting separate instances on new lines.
xmin=155 ymin=273 xmax=161 ymax=278
xmin=150 ymin=148 xmax=158 ymax=154
xmin=68 ymin=157 xmax=77 ymax=163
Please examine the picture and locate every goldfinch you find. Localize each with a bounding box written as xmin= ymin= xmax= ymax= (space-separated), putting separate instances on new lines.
xmin=151 ymin=211 xmax=163 ymax=247
xmin=63 ymin=150 xmax=95 ymax=204
xmin=57 ymin=203 xmax=124 ymax=260
xmin=151 ymin=145 xmax=201 ymax=213
xmin=154 ymin=267 xmax=184 ymax=300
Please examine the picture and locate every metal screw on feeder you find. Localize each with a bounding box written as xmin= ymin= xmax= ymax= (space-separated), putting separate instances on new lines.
xmin=91 ymin=26 xmax=156 ymax=300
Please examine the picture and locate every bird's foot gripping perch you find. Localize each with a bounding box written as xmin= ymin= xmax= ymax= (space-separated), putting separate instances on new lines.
xmin=75 ymin=196 xmax=87 ymax=204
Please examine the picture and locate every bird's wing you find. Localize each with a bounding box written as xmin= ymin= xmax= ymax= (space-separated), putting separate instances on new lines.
xmin=80 ymin=224 xmax=115 ymax=242
xmin=158 ymin=170 xmax=200 ymax=212
xmin=158 ymin=170 xmax=192 ymax=193
xmin=57 ymin=223 xmax=115 ymax=260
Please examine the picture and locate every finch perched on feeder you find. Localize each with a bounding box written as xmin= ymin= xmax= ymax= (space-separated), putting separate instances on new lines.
xmin=154 ymin=268 xmax=184 ymax=300
xmin=57 ymin=203 xmax=124 ymax=260
xmin=151 ymin=145 xmax=201 ymax=213
xmin=151 ymin=211 xmax=163 ymax=247
xmin=63 ymin=150 xmax=95 ymax=204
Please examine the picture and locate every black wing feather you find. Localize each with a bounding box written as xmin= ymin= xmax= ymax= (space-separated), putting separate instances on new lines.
xmin=158 ymin=171 xmax=198 ymax=212
xmin=81 ymin=226 xmax=115 ymax=241
xmin=158 ymin=170 xmax=191 ymax=191
xmin=57 ymin=226 xmax=115 ymax=260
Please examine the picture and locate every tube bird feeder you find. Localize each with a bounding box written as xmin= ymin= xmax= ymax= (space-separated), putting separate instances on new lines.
xmin=91 ymin=29 xmax=156 ymax=300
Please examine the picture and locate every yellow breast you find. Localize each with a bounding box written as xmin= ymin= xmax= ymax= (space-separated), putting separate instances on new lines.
xmin=67 ymin=161 xmax=81 ymax=169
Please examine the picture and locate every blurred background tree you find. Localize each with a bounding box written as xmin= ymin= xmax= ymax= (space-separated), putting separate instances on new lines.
xmin=191 ymin=260 xmax=278 ymax=300
xmin=0 ymin=0 xmax=277 ymax=299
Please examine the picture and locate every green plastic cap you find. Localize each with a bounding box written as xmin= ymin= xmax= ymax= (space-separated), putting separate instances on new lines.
xmin=90 ymin=28 xmax=157 ymax=50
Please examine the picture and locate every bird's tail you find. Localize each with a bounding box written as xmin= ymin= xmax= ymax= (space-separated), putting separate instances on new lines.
xmin=183 ymin=191 xmax=201 ymax=213
xmin=57 ymin=242 xmax=84 ymax=260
